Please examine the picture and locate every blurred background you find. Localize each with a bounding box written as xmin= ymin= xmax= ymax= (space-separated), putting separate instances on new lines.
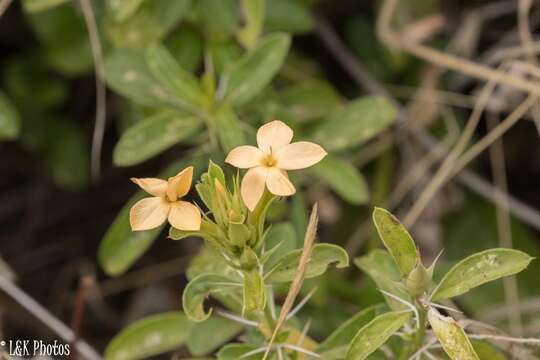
xmin=1 ymin=0 xmax=540 ymax=357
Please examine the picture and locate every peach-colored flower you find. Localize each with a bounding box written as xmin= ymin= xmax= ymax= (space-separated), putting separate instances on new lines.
xmin=129 ymin=166 xmax=201 ymax=231
xmin=225 ymin=120 xmax=327 ymax=211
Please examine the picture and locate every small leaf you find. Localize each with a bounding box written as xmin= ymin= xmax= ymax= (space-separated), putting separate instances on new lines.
xmin=318 ymin=304 xmax=384 ymax=358
xmin=266 ymin=243 xmax=349 ymax=283
xmin=214 ymin=105 xmax=246 ymax=152
xmin=106 ymin=0 xmax=145 ymax=22
xmin=237 ymin=0 xmax=265 ymax=48
xmin=187 ymin=316 xmax=243 ymax=356
xmin=314 ymin=96 xmax=397 ymax=151
xmin=105 ymin=49 xmax=174 ymax=107
xmin=0 ymin=91 xmax=21 ymax=140
xmin=243 ymin=269 xmax=266 ymax=313
xmin=265 ymin=0 xmax=314 ymax=34
xmin=23 ymin=0 xmax=69 ymax=13
xmin=311 ymin=156 xmax=369 ymax=205
xmin=113 ymin=110 xmax=202 ymax=166
xmin=264 ymin=222 xmax=298 ymax=269
xmin=431 ymin=248 xmax=533 ymax=301
xmin=354 ymin=249 xmax=411 ymax=311
xmin=196 ymin=0 xmax=239 ymax=36
xmin=428 ymin=309 xmax=479 ymax=360
xmin=183 ymin=274 xmax=241 ymax=322
xmin=145 ymin=44 xmax=204 ymax=108
xmin=372 ymin=207 xmax=417 ymax=277
xmin=217 ymin=344 xmax=262 ymax=360
xmin=225 ymin=33 xmax=290 ymax=106
xmin=165 ymin=27 xmax=204 ymax=72
xmin=105 ymin=312 xmax=192 ymax=360
xmin=279 ymin=80 xmax=341 ymax=122
xmin=345 ymin=311 xmax=411 ymax=360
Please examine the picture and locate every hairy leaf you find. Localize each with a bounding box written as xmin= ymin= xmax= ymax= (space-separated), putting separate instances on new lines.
xmin=187 ymin=316 xmax=243 ymax=356
xmin=428 ymin=309 xmax=479 ymax=360
xmin=431 ymin=248 xmax=533 ymax=301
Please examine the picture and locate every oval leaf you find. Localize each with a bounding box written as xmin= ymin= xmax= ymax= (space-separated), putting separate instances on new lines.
xmin=225 ymin=33 xmax=290 ymax=105
xmin=0 ymin=90 xmax=21 ymax=140
xmin=113 ymin=110 xmax=201 ymax=166
xmin=217 ymin=344 xmax=262 ymax=360
xmin=311 ymin=156 xmax=369 ymax=205
xmin=243 ymin=269 xmax=266 ymax=313
xmin=314 ymin=96 xmax=397 ymax=151
xmin=105 ymin=312 xmax=192 ymax=360
xmin=145 ymin=44 xmax=204 ymax=108
xmin=345 ymin=311 xmax=411 ymax=360
xmin=431 ymin=248 xmax=533 ymax=301
xmin=266 ymin=243 xmax=349 ymax=283
xmin=372 ymin=207 xmax=417 ymax=277
xmin=183 ymin=274 xmax=241 ymax=322
xmin=318 ymin=304 xmax=384 ymax=358
xmin=428 ymin=309 xmax=479 ymax=360
xmin=214 ymin=105 xmax=246 ymax=152
xmin=187 ymin=316 xmax=243 ymax=356
xmin=354 ymin=249 xmax=411 ymax=311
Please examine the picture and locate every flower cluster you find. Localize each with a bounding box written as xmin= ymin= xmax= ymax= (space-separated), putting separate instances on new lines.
xmin=129 ymin=120 xmax=326 ymax=231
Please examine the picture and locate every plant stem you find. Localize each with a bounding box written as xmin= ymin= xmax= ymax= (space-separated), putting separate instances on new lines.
xmin=400 ymin=300 xmax=428 ymax=360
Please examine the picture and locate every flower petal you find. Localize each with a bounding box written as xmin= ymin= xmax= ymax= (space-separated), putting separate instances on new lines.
xmin=130 ymin=177 xmax=168 ymax=197
xmin=168 ymin=201 xmax=201 ymax=231
xmin=275 ymin=141 xmax=327 ymax=170
xmin=225 ymin=145 xmax=264 ymax=169
xmin=266 ymin=167 xmax=296 ymax=196
xmin=257 ymin=120 xmax=293 ymax=153
xmin=129 ymin=197 xmax=169 ymax=231
xmin=167 ymin=166 xmax=194 ymax=201
xmin=241 ymin=166 xmax=268 ymax=211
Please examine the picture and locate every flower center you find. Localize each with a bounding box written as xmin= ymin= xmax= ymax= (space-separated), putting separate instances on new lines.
xmin=262 ymin=154 xmax=278 ymax=167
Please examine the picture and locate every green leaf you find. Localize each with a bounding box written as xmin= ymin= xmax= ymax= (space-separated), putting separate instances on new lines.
xmin=106 ymin=0 xmax=191 ymax=48
xmin=165 ymin=28 xmax=203 ymax=72
xmin=266 ymin=243 xmax=349 ymax=283
xmin=23 ymin=0 xmax=69 ymax=13
xmin=372 ymin=207 xmax=417 ymax=277
xmin=183 ymin=274 xmax=241 ymax=322
xmin=105 ymin=312 xmax=192 ymax=360
xmin=279 ymin=80 xmax=341 ymax=122
xmin=214 ymin=105 xmax=246 ymax=152
xmin=311 ymin=156 xmax=369 ymax=205
xmin=431 ymin=248 xmax=533 ymax=301
xmin=106 ymin=0 xmax=145 ymax=22
xmin=226 ymin=33 xmax=290 ymax=106
xmin=314 ymin=96 xmax=397 ymax=151
xmin=265 ymin=0 xmax=314 ymax=34
xmin=217 ymin=344 xmax=262 ymax=360
xmin=354 ymin=249 xmax=411 ymax=311
xmin=113 ymin=110 xmax=202 ymax=166
xmin=187 ymin=316 xmax=243 ymax=356
xmin=105 ymin=48 xmax=175 ymax=107
xmin=237 ymin=0 xmax=265 ymax=48
xmin=318 ymin=304 xmax=384 ymax=358
xmin=345 ymin=311 xmax=411 ymax=360
xmin=243 ymin=270 xmax=266 ymax=313
xmin=44 ymin=120 xmax=90 ymax=190
xmin=264 ymin=222 xmax=298 ymax=268
xmin=26 ymin=3 xmax=93 ymax=75
xmin=0 ymin=91 xmax=20 ymax=140
xmin=145 ymin=44 xmax=204 ymax=108
xmin=472 ymin=341 xmax=507 ymax=360
xmin=99 ymin=157 xmax=204 ymax=276
xmin=427 ymin=309 xmax=479 ymax=360
xmin=196 ymin=0 xmax=239 ymax=36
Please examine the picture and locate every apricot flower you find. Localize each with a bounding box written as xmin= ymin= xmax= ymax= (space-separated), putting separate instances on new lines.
xmin=225 ymin=120 xmax=327 ymax=210
xmin=129 ymin=166 xmax=201 ymax=231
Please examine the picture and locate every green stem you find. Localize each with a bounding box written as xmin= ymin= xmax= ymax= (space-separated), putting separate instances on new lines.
xmin=400 ymin=300 xmax=427 ymax=360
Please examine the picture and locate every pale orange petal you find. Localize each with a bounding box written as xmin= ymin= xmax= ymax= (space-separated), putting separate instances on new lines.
xmin=167 ymin=166 xmax=194 ymax=201
xmin=266 ymin=167 xmax=296 ymax=196
xmin=168 ymin=201 xmax=201 ymax=231
xmin=257 ymin=120 xmax=293 ymax=153
xmin=241 ymin=166 xmax=268 ymax=211
xmin=225 ymin=145 xmax=264 ymax=169
xmin=275 ymin=141 xmax=327 ymax=170
xmin=130 ymin=178 xmax=168 ymax=197
xmin=129 ymin=197 xmax=169 ymax=231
